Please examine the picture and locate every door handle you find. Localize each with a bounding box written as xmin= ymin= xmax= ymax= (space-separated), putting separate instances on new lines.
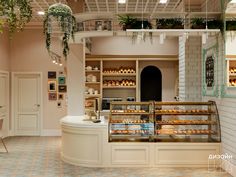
xmin=34 ymin=104 xmax=40 ymax=107
xmin=0 ymin=106 xmax=3 ymax=108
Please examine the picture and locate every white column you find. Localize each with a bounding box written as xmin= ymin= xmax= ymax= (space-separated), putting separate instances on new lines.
xmin=67 ymin=44 xmax=85 ymax=116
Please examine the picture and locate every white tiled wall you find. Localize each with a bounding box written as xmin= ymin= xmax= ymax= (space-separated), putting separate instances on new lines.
xmin=204 ymin=35 xmax=236 ymax=174
xmin=179 ymin=36 xmax=202 ymax=101
xmin=180 ymin=33 xmax=236 ymax=173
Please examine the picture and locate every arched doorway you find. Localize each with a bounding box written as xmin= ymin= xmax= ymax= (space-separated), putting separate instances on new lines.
xmin=141 ymin=66 xmax=162 ymax=101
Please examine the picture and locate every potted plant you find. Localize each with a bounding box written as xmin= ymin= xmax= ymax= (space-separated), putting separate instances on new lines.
xmin=44 ymin=3 xmax=77 ymax=59
xmin=156 ymin=18 xmax=184 ymax=29
xmin=118 ymin=15 xmax=152 ymax=30
xmin=191 ymin=18 xmax=205 ymax=29
xmin=226 ymin=20 xmax=236 ymax=31
xmin=118 ymin=15 xmax=137 ymax=30
xmin=207 ymin=19 xmax=223 ymax=32
xmin=0 ymin=0 xmax=32 ymax=37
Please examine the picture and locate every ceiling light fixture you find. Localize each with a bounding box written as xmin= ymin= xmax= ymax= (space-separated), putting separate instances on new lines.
xmin=230 ymin=0 xmax=236 ymax=3
xmin=37 ymin=11 xmax=45 ymax=15
xmin=118 ymin=0 xmax=126 ymax=4
xmin=160 ymin=0 xmax=168 ymax=4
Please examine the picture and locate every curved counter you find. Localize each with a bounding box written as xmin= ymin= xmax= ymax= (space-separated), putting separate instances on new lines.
xmin=61 ymin=116 xmax=221 ymax=167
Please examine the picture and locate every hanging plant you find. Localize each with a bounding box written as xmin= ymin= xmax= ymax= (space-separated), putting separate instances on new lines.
xmin=43 ymin=3 xmax=77 ymax=59
xmin=0 ymin=0 xmax=32 ymax=38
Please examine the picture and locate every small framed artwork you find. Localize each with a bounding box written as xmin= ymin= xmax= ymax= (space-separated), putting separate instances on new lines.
xmin=95 ymin=20 xmax=103 ymax=31
xmin=48 ymin=80 xmax=57 ymax=92
xmin=58 ymin=85 xmax=67 ymax=92
xmin=58 ymin=94 xmax=64 ymax=100
xmin=77 ymin=22 xmax=84 ymax=31
xmin=58 ymin=71 xmax=64 ymax=75
xmin=48 ymin=93 xmax=57 ymax=101
xmin=103 ymin=20 xmax=112 ymax=31
xmin=58 ymin=76 xmax=66 ymax=85
xmin=48 ymin=71 xmax=56 ymax=79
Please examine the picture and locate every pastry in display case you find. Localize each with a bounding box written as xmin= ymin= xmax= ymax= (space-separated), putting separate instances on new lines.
xmin=154 ymin=101 xmax=221 ymax=142
xmin=109 ymin=102 xmax=154 ymax=142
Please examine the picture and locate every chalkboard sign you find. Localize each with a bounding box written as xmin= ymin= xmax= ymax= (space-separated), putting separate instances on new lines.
xmin=205 ymin=56 xmax=214 ymax=88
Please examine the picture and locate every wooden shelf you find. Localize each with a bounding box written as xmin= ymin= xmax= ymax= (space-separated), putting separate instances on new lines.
xmin=156 ymin=133 xmax=214 ymax=135
xmin=85 ymin=70 xmax=100 ymax=72
xmin=102 ymin=73 xmax=136 ymax=76
xmin=85 ymin=82 xmax=100 ymax=84
xmin=103 ymin=86 xmax=136 ymax=89
xmin=154 ymin=112 xmax=212 ymax=115
xmin=156 ymin=122 xmax=215 ymax=125
xmin=110 ymin=112 xmax=150 ymax=115
xmin=85 ymin=94 xmax=101 ymax=98
xmin=229 ymin=73 xmax=236 ymax=76
xmin=110 ymin=122 xmax=149 ymax=124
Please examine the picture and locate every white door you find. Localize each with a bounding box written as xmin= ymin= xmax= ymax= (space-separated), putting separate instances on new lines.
xmin=0 ymin=71 xmax=9 ymax=137
xmin=12 ymin=73 xmax=42 ymax=136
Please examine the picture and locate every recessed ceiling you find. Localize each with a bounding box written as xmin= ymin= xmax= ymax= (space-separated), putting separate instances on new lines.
xmin=29 ymin=0 xmax=222 ymax=23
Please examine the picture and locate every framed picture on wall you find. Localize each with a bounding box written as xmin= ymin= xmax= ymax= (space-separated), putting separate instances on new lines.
xmin=48 ymin=71 xmax=56 ymax=79
xmin=48 ymin=80 xmax=57 ymax=92
xmin=58 ymin=76 xmax=66 ymax=85
xmin=48 ymin=93 xmax=57 ymax=101
xmin=58 ymin=94 xmax=64 ymax=100
xmin=58 ymin=85 xmax=67 ymax=92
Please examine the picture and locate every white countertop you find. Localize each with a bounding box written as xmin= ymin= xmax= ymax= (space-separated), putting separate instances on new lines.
xmin=60 ymin=115 xmax=108 ymax=128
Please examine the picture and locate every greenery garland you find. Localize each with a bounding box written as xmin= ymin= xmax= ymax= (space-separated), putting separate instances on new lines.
xmin=43 ymin=3 xmax=76 ymax=59
xmin=0 ymin=0 xmax=32 ymax=38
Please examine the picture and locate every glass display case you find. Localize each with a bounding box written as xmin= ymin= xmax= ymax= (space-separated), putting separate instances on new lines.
xmin=108 ymin=101 xmax=221 ymax=143
xmin=154 ymin=101 xmax=221 ymax=142
xmin=109 ymin=102 xmax=154 ymax=142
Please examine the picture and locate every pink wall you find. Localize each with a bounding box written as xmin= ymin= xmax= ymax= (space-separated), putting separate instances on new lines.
xmin=10 ymin=29 xmax=67 ymax=130
xmin=91 ymin=36 xmax=178 ymax=55
xmin=0 ymin=29 xmax=10 ymax=71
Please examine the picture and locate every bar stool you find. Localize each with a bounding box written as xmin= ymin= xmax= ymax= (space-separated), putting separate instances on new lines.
xmin=0 ymin=118 xmax=8 ymax=153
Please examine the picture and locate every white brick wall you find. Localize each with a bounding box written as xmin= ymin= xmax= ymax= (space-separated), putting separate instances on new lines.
xmin=203 ymin=34 xmax=236 ymax=174
xmin=179 ymin=32 xmax=236 ymax=174
xmin=179 ymin=36 xmax=202 ymax=101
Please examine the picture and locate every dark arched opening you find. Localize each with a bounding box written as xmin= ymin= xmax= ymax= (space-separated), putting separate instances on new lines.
xmin=141 ymin=66 xmax=162 ymax=102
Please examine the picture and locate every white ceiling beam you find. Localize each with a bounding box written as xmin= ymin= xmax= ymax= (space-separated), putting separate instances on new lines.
xmin=33 ymin=0 xmax=44 ymax=11
xmin=116 ymin=0 xmax=118 ymax=13
xmin=144 ymin=0 xmax=150 ymax=12
xmin=126 ymin=0 xmax=129 ymax=12
xmin=84 ymin=0 xmax=91 ymax=12
xmin=106 ymin=0 xmax=109 ymax=12
xmin=42 ymin=0 xmax=49 ymax=6
xmin=135 ymin=0 xmax=139 ymax=12
xmin=53 ymin=0 xmax=57 ymax=3
xmin=171 ymin=0 xmax=182 ymax=11
xmin=95 ymin=0 xmax=100 ymax=12
xmin=150 ymin=0 xmax=159 ymax=17
xmin=162 ymin=0 xmax=169 ymax=11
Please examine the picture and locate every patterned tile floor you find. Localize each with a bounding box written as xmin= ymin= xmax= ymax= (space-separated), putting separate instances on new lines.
xmin=0 ymin=137 xmax=232 ymax=177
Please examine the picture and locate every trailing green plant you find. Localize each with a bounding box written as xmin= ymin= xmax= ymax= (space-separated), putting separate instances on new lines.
xmin=0 ymin=19 xmax=4 ymax=33
xmin=43 ymin=3 xmax=77 ymax=59
xmin=0 ymin=0 xmax=32 ymax=38
xmin=156 ymin=18 xmax=184 ymax=29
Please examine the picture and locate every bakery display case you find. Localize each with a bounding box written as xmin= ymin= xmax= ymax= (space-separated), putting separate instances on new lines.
xmin=226 ymin=58 xmax=236 ymax=87
xmin=108 ymin=101 xmax=221 ymax=143
xmin=154 ymin=101 xmax=221 ymax=142
xmin=109 ymin=102 xmax=154 ymax=142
